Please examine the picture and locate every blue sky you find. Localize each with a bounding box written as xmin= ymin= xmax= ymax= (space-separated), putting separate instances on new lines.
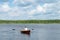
xmin=0 ymin=0 xmax=60 ymax=20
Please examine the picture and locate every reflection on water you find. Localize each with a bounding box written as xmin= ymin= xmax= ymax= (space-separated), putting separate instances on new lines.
xmin=0 ymin=24 xmax=60 ymax=40
xmin=21 ymin=34 xmax=30 ymax=40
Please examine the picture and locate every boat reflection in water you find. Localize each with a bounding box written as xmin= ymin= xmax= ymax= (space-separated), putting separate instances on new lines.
xmin=21 ymin=28 xmax=30 ymax=35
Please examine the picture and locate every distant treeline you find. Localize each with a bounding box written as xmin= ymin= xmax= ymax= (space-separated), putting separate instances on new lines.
xmin=0 ymin=20 xmax=60 ymax=24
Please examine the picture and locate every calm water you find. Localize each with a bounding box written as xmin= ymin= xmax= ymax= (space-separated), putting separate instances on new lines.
xmin=0 ymin=24 xmax=60 ymax=40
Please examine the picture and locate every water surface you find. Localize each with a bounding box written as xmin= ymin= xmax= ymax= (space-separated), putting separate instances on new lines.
xmin=0 ymin=24 xmax=60 ymax=40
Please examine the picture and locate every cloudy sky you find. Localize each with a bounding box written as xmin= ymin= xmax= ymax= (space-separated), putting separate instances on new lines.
xmin=0 ymin=0 xmax=60 ymax=20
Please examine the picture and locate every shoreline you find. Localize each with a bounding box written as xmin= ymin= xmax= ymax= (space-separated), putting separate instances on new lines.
xmin=0 ymin=20 xmax=60 ymax=24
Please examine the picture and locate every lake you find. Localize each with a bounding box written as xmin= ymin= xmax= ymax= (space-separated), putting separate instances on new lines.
xmin=0 ymin=24 xmax=60 ymax=40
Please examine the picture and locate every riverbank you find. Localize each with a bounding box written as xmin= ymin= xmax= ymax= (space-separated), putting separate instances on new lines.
xmin=0 ymin=20 xmax=60 ymax=24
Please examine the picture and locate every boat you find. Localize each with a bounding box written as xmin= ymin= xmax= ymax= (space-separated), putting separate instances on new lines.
xmin=21 ymin=28 xmax=30 ymax=34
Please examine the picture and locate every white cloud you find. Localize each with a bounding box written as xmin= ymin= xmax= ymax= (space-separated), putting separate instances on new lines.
xmin=0 ymin=3 xmax=11 ymax=12
xmin=8 ymin=7 xmax=20 ymax=16
xmin=58 ymin=11 xmax=60 ymax=13
xmin=0 ymin=0 xmax=60 ymax=20
xmin=8 ymin=12 xmax=20 ymax=17
xmin=13 ymin=0 xmax=36 ymax=3
xmin=2 ymin=3 xmax=11 ymax=11
xmin=9 ymin=0 xmax=60 ymax=20
xmin=8 ymin=6 xmax=26 ymax=17
xmin=28 ymin=9 xmax=36 ymax=15
xmin=36 ymin=5 xmax=46 ymax=13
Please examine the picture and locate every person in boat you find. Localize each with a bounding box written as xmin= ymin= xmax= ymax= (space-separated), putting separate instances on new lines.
xmin=24 ymin=27 xmax=28 ymax=30
xmin=24 ymin=26 xmax=29 ymax=30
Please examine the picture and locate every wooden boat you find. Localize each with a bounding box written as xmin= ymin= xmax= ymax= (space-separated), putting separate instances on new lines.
xmin=21 ymin=28 xmax=30 ymax=34
xmin=21 ymin=30 xmax=30 ymax=34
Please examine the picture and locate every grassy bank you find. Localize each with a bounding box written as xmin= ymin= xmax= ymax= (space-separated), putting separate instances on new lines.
xmin=0 ymin=20 xmax=60 ymax=24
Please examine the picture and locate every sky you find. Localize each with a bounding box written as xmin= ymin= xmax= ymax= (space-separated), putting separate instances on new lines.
xmin=0 ymin=0 xmax=60 ymax=20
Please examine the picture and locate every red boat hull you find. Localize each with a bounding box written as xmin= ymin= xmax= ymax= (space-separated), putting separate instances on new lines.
xmin=21 ymin=30 xmax=30 ymax=34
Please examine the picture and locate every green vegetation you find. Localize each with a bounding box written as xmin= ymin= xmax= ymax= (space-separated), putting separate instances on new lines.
xmin=0 ymin=20 xmax=60 ymax=24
